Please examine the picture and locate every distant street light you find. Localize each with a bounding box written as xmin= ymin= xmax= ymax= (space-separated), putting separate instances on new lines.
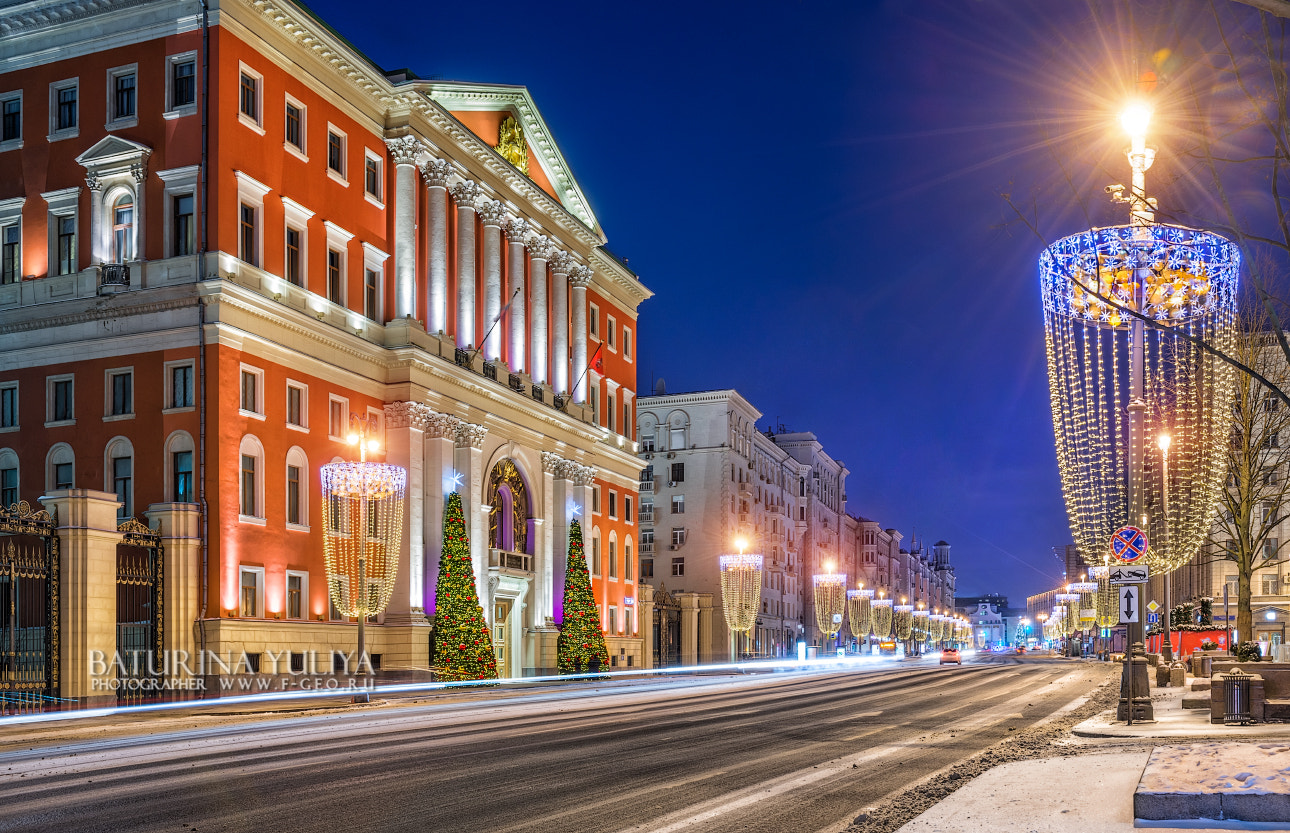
xmin=719 ymin=537 xmax=763 ymax=663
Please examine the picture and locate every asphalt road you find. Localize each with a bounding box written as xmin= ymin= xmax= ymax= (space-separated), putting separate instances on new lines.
xmin=0 ymin=656 xmax=1107 ymax=833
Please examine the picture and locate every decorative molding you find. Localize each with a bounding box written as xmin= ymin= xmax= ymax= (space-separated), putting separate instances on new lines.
xmin=84 ymin=172 xmax=102 ymax=192
xmin=384 ymin=135 xmax=421 ymax=167
xmin=526 ymin=235 xmax=556 ymax=262
xmin=549 ymin=251 xmax=573 ymax=276
xmin=455 ymin=422 xmax=487 ymax=449
xmin=423 ymin=411 xmax=461 ymax=439
xmin=494 ymin=115 xmax=529 ymax=176
xmin=0 ymin=0 xmax=157 ymax=37
xmin=569 ymin=264 xmax=593 ymax=289
xmin=504 ymin=217 xmax=528 ymax=241
xmin=383 ymin=400 xmax=433 ymax=430
xmin=477 ymin=199 xmax=506 ymax=228
xmin=570 ymin=463 xmax=596 ymax=486
xmin=130 ymin=162 xmax=148 ymax=184
xmin=420 ymin=158 xmax=452 ymax=189
xmin=541 ymin=451 xmax=565 ymax=474
xmin=450 ymin=180 xmax=479 ymax=207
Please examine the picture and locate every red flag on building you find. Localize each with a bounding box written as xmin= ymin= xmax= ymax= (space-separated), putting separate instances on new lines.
xmin=590 ymin=341 xmax=604 ymax=373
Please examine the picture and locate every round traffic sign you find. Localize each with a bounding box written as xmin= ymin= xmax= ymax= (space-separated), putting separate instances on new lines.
xmin=1110 ymin=526 xmax=1148 ymax=563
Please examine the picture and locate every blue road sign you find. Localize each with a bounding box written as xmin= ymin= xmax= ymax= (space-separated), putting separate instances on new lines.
xmin=1147 ymin=612 xmax=1160 ymax=624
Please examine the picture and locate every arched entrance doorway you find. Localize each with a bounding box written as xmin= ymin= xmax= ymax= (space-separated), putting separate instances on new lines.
xmin=485 ymin=459 xmax=533 ymax=678
xmin=653 ymin=584 xmax=681 ymax=668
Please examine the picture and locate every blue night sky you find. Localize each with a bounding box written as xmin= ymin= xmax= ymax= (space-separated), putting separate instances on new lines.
xmin=301 ymin=0 xmax=1268 ymax=606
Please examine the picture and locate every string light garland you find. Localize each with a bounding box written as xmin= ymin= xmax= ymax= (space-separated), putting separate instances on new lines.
xmin=719 ymin=554 xmax=764 ymax=636
xmin=1068 ymin=582 xmax=1099 ymax=630
xmin=813 ymin=573 xmax=847 ymax=641
xmin=1090 ymin=565 xmax=1121 ymax=629
xmin=893 ymin=604 xmax=913 ymax=641
xmin=847 ymin=588 xmax=873 ymax=640
xmin=871 ymin=598 xmax=894 ymax=639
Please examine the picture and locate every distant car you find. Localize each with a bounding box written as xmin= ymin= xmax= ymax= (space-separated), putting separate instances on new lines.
xmin=940 ymin=648 xmax=961 ymax=665
xmin=1016 ymin=646 xmax=1026 ymax=654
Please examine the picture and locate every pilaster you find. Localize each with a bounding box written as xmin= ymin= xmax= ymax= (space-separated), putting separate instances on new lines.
xmin=569 ymin=265 xmax=593 ymax=404
xmin=450 ymin=180 xmax=480 ymax=348
xmin=144 ymin=502 xmax=201 ymax=678
xmin=479 ymin=200 xmax=506 ymax=362
xmin=550 ymin=251 xmax=571 ymax=395
xmin=505 ymin=218 xmax=528 ymax=373
xmin=383 ymin=401 xmax=430 ymax=625
xmin=421 ymin=158 xmax=452 ymax=335
xmin=455 ymin=421 xmax=489 ymax=598
xmin=527 ymin=236 xmax=555 ymax=386
xmin=386 ymin=136 xmax=421 ymax=321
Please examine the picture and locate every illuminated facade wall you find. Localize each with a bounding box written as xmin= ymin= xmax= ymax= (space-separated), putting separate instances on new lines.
xmin=0 ymin=0 xmax=649 ymax=681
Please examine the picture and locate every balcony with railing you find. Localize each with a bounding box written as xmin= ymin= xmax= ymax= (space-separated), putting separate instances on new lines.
xmin=638 ymin=506 xmax=655 ymax=524
xmin=488 ymin=548 xmax=533 ymax=575
xmin=99 ymin=263 xmax=130 ymax=293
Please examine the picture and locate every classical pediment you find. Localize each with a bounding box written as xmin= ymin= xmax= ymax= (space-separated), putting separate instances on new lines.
xmin=75 ymin=134 xmax=152 ymax=172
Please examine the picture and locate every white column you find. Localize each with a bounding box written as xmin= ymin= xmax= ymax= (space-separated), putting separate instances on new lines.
xmin=550 ymin=251 xmax=571 ymax=395
xmin=383 ymin=402 xmax=428 ymax=623
xmin=130 ymin=163 xmax=147 ymax=262
xmin=450 ymin=180 xmax=480 ymax=348
xmin=570 ymin=264 xmax=593 ymax=403
xmin=539 ymin=451 xmax=561 ymax=625
xmin=386 ymin=137 xmax=420 ymax=322
xmin=527 ymin=236 xmax=553 ymax=385
xmin=421 ymin=159 xmax=452 ymax=335
xmin=479 ymin=200 xmax=506 ymax=362
xmin=455 ymin=422 xmax=489 ymax=598
xmin=505 ymin=218 xmax=528 ymax=373
xmin=86 ymin=173 xmax=106 ymax=264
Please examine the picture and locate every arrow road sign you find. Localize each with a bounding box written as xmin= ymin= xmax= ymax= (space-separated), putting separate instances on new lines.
xmin=1109 ymin=565 xmax=1150 ymax=585
xmin=1120 ymin=586 xmax=1140 ymax=624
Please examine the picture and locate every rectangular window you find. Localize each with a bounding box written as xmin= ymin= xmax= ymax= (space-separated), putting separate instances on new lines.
xmin=671 ymin=462 xmax=685 ymax=483
xmin=56 ymin=215 xmax=75 ymax=274
xmin=239 ymin=367 xmax=263 ymax=415
xmin=641 ymin=433 xmax=656 ymax=453
xmin=329 ymin=396 xmax=347 ymax=439
xmin=0 ymin=467 xmax=16 ymax=506
xmin=287 ymin=384 xmax=306 ymax=428
xmin=1 ymin=94 xmax=20 ymax=144
xmin=609 ymin=539 xmax=618 ymax=579
xmin=55 ymin=83 xmax=77 ymax=132
xmin=170 ymin=364 xmax=193 ymax=409
xmin=172 ymin=194 xmax=194 ymax=256
xmin=0 ymin=385 xmax=16 ymax=428
xmin=364 ymin=155 xmax=381 ymax=199
xmin=240 ymin=454 xmax=257 ymax=516
xmin=172 ymin=449 xmax=193 ymax=503
xmin=592 ymin=485 xmax=601 ymax=515
xmin=112 ymin=70 xmax=136 ymax=121
xmin=285 ymin=227 xmax=302 ymax=285
xmin=1263 ymin=574 xmax=1281 ymax=596
xmin=239 ymin=72 xmax=257 ymax=120
xmin=171 ymin=58 xmax=195 ymax=109
xmin=327 ymin=131 xmax=345 ymax=176
xmin=641 ymin=559 xmax=654 ymax=579
xmin=286 ymin=102 xmax=303 ymax=150
xmin=109 ymin=370 xmax=132 ymax=416
xmin=608 ymin=607 xmax=617 ymax=634
xmin=624 ymin=544 xmax=634 ymax=581
xmin=671 ymin=494 xmax=685 ymax=514
xmin=113 ymin=455 xmax=132 ymax=519
xmin=327 ymin=249 xmax=342 ymax=304
xmin=287 ymin=464 xmax=302 ymax=525
xmin=1 ymin=225 xmax=19 ymax=284
xmin=607 ymin=315 xmax=617 ymax=350
xmin=240 ymin=203 xmax=257 ymax=267
xmin=671 ymin=527 xmax=686 ymax=546
xmin=52 ymin=378 xmax=73 ymax=422
xmin=54 ymin=462 xmax=73 ymax=490
xmin=240 ymin=568 xmax=260 ymax=617
xmin=287 ymin=573 xmax=304 ymax=619
xmin=1265 ymin=538 xmax=1280 ymax=561
xmin=623 ymin=327 xmax=632 ymax=361
xmin=591 ymin=536 xmax=601 ymax=576
xmin=364 ymin=268 xmax=379 ymax=320
xmin=671 ymin=557 xmax=684 ymax=577
xmin=589 ymin=303 xmax=599 ymax=339
xmin=625 ymin=495 xmax=634 ymax=524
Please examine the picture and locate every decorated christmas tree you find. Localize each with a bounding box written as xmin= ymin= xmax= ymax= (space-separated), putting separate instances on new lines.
xmin=431 ymin=492 xmax=498 ymax=681
xmin=557 ymin=519 xmax=610 ymax=673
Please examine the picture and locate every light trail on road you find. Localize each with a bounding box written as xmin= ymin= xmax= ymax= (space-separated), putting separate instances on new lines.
xmin=0 ymin=656 xmax=1110 ymax=833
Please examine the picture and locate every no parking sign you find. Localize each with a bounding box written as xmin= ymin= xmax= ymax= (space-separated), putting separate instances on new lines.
xmin=1111 ymin=526 xmax=1148 ymax=563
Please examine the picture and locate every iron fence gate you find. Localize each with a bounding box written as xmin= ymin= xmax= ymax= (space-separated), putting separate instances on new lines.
xmin=116 ymin=518 xmax=163 ymax=705
xmin=652 ymin=586 xmax=680 ymax=668
xmin=0 ymin=502 xmax=59 ymax=714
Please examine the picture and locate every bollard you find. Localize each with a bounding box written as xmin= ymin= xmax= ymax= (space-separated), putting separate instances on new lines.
xmin=1224 ymin=669 xmax=1253 ymax=725
xmin=1169 ymin=661 xmax=1186 ymax=688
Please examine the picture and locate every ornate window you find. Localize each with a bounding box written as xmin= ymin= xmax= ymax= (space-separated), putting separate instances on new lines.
xmin=487 ymin=458 xmax=529 ymax=554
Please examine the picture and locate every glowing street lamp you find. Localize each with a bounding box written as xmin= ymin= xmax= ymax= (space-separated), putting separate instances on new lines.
xmin=719 ymin=536 xmax=763 ymax=663
xmin=321 ymin=413 xmax=407 ymax=700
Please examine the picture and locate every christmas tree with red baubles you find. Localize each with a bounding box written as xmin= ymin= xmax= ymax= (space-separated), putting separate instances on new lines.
xmin=557 ymin=519 xmax=609 ymax=673
xmin=431 ymin=492 xmax=498 ymax=681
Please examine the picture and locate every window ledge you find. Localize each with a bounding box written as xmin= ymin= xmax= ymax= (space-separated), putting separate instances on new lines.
xmin=238 ymin=409 xmax=266 ymax=421
xmin=284 ymin=143 xmax=308 ymax=163
xmin=363 ymin=192 xmax=384 ymax=210
xmin=105 ymin=117 xmax=138 ymax=131
xmin=162 ymin=406 xmax=196 ymax=415
xmin=286 ymin=522 xmax=311 ymax=532
xmin=0 ymin=139 xmax=23 ymax=153
xmin=0 ymin=425 xmax=18 ymax=433
xmin=44 ymin=419 xmax=75 ymax=428
xmin=286 ymin=423 xmax=309 ymax=434
xmin=103 ymin=413 xmax=135 ymax=422
xmin=238 ymin=113 xmax=265 ymax=136
xmin=238 ymin=514 xmax=266 ymax=526
xmin=163 ymin=106 xmax=197 ymax=121
xmin=46 ymin=129 xmax=79 ymax=143
xmin=327 ymin=168 xmax=348 ymax=187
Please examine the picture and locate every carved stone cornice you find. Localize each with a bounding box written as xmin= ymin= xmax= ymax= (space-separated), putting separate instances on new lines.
xmin=84 ymin=173 xmax=102 ymax=192
xmin=385 ymin=135 xmax=421 ymax=167
xmin=477 ymin=199 xmax=506 ymax=228
xmin=420 ymin=158 xmax=452 ymax=189
xmin=423 ymin=412 xmax=461 ymax=439
xmin=569 ymin=265 xmax=594 ymax=289
xmin=130 ymin=163 xmax=147 ymax=184
xmin=383 ymin=401 xmax=434 ymax=430
xmin=450 ymin=180 xmax=479 ymax=207
xmin=0 ymin=0 xmax=155 ymax=37
xmin=549 ymin=251 xmax=573 ymax=276
xmin=541 ymin=451 xmax=565 ymax=474
xmin=455 ymin=422 xmax=487 ymax=449
xmin=504 ymin=217 xmax=528 ymax=241
xmin=569 ymin=463 xmax=596 ymax=486
xmin=526 ymin=235 xmax=556 ymax=262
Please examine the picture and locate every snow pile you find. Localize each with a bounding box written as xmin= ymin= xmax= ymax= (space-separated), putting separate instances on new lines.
xmin=1139 ymin=742 xmax=1290 ymax=796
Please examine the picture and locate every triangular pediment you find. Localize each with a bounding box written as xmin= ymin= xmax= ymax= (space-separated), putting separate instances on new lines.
xmin=422 ymin=82 xmax=599 ymax=235
xmin=75 ymin=135 xmax=152 ymax=170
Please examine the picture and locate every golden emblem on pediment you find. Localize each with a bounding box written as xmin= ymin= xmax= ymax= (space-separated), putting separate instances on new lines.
xmin=495 ymin=115 xmax=529 ymax=176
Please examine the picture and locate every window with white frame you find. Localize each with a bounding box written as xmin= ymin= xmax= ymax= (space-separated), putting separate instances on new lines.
xmin=324 ymin=221 xmax=353 ymax=305
xmin=49 ymin=78 xmax=78 ymax=139
xmin=234 ymin=171 xmax=270 ymax=269
xmin=589 ymin=302 xmax=599 ymax=340
xmin=165 ymin=360 xmax=194 ymax=411
xmin=237 ymin=64 xmax=263 ymax=133
xmin=1 ymin=197 xmax=22 ymax=284
xmin=106 ymin=64 xmax=138 ymax=129
xmin=326 ymin=125 xmax=347 ymax=182
xmin=592 ymin=485 xmax=601 ymax=515
xmin=606 ymin=386 xmax=617 ymax=433
xmin=164 ymin=52 xmax=197 ymax=118
xmin=362 ymin=242 xmax=388 ymax=323
xmin=239 ymin=566 xmax=264 ymax=617
xmin=284 ymin=95 xmax=307 ymax=159
xmin=110 ymin=191 xmax=134 ymax=262
xmin=239 ymin=365 xmax=264 ymax=417
xmin=328 ymin=395 xmax=348 ymax=440
xmin=623 ymin=326 xmax=632 ymax=362
xmin=0 ymin=382 xmax=16 ymax=431
xmin=46 ymin=375 xmax=74 ymax=425
xmin=0 ymin=90 xmax=21 ymax=151
xmin=625 ymin=540 xmax=634 ymax=582
xmin=45 ymin=444 xmax=73 ymax=491
xmin=286 ymin=570 xmax=308 ymax=619
xmin=286 ymin=445 xmax=309 ymax=529
xmin=591 ymin=530 xmax=602 ymax=576
xmin=105 ymin=437 xmax=134 ymax=520
xmin=239 ymin=434 xmax=265 ymax=521
xmin=286 ymin=381 xmax=308 ymax=431
xmin=608 ymin=536 xmax=618 ymax=579
xmin=156 ymin=165 xmax=199 ymax=258
xmin=0 ymin=449 xmax=17 ymax=506
xmin=170 ymin=435 xmax=194 ymax=503
xmin=363 ymin=150 xmax=382 ymax=204
xmin=281 ymin=196 xmax=314 ymax=288
xmin=625 ymin=495 xmax=634 ymax=526
xmin=105 ymin=367 xmax=133 ymax=418
xmin=607 ymin=315 xmax=616 ymax=351
xmin=38 ymin=186 xmax=77 ymax=278
xmin=608 ymin=490 xmax=618 ymax=520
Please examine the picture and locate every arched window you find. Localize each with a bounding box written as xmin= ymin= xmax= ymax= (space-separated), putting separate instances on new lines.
xmin=47 ymin=443 xmax=74 ymax=491
xmin=0 ymin=448 xmax=18 ymax=506
xmin=590 ymin=527 xmax=602 ymax=577
xmin=238 ymin=434 xmax=265 ymax=521
xmin=285 ymin=445 xmax=309 ymax=529
xmin=624 ymin=538 xmax=634 ymax=584
xmin=164 ymin=430 xmax=195 ymax=503
xmin=104 ymin=436 xmax=134 ymax=519
xmin=112 ymin=193 xmax=134 ymax=262
xmin=608 ymin=533 xmax=618 ymax=580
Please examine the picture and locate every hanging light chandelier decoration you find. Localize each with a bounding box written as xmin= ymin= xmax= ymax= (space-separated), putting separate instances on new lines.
xmin=719 ymin=553 xmax=764 ymax=637
xmin=813 ymin=572 xmax=847 ymax=643
xmin=847 ymin=588 xmax=873 ymax=641
xmin=893 ymin=604 xmax=913 ymax=641
xmin=872 ymin=598 xmax=893 ymax=639
xmin=1090 ymin=565 xmax=1121 ymax=630
xmin=912 ymin=609 xmax=930 ymax=644
xmin=1069 ymin=582 xmax=1099 ymax=630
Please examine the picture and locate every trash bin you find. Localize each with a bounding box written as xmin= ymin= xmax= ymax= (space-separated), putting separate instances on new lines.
xmin=1224 ymin=669 xmax=1253 ymax=725
xmin=1201 ymin=655 xmax=1213 ymax=678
